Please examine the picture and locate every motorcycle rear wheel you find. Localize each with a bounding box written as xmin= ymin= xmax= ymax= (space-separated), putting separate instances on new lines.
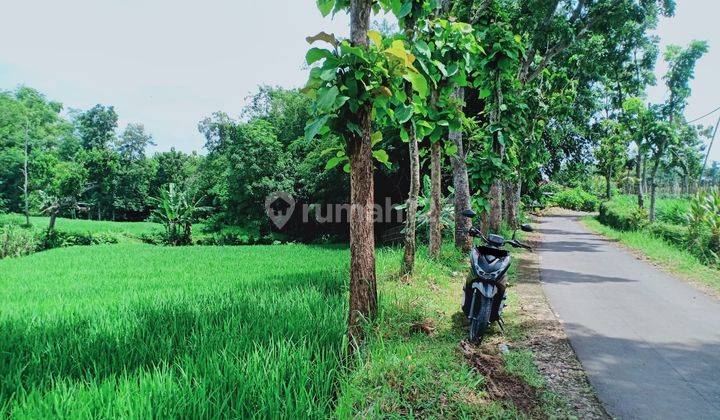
xmin=469 ymin=295 xmax=494 ymax=343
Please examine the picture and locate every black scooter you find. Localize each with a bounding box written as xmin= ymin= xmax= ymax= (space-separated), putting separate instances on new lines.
xmin=459 ymin=209 xmax=534 ymax=343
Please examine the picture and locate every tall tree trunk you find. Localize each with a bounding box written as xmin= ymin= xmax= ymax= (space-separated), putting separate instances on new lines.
xmin=642 ymin=159 xmax=648 ymax=201
xmin=48 ymin=211 xmax=57 ymax=231
xmin=488 ymin=72 xmax=504 ymax=233
xmin=347 ymin=0 xmax=377 ymax=347
xmin=488 ymin=180 xmax=502 ymax=233
xmin=449 ymin=88 xmax=472 ymax=252
xmin=402 ymin=120 xmax=420 ymax=275
xmin=23 ymin=123 xmax=30 ymax=226
xmin=503 ymin=179 xmax=521 ymax=229
xmin=649 ymin=153 xmax=661 ymax=222
xmin=401 ymin=18 xmax=420 ymax=276
xmin=606 ymin=168 xmax=612 ymax=199
xmin=429 ymin=140 xmax=443 ymax=258
xmin=636 ymin=148 xmax=644 ymax=208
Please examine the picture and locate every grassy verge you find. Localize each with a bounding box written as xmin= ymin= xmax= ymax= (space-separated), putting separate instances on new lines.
xmin=338 ymin=244 xmax=569 ymax=418
xmin=582 ymin=216 xmax=720 ymax=293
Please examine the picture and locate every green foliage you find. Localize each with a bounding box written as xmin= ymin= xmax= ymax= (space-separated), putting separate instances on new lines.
xmin=599 ymin=199 xmax=646 ymax=231
xmin=225 ymin=120 xmax=294 ymax=219
xmin=598 ymin=194 xmax=719 ymax=266
xmin=149 ymin=184 xmax=206 ymax=246
xmin=0 ymin=225 xmax=38 ymax=259
xmin=583 ymin=216 xmax=720 ymax=292
xmin=303 ymin=24 xmax=423 ymax=168
xmin=551 ymin=187 xmax=599 ymax=212
xmin=116 ymin=122 xmax=155 ymax=161
xmin=0 ymin=244 xmax=348 ymax=418
xmin=75 ymin=104 xmax=118 ymax=150
xmin=687 ymin=189 xmax=720 ymax=263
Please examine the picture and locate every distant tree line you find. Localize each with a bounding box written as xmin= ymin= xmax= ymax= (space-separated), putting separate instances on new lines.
xmin=0 ymin=87 xmax=199 ymax=222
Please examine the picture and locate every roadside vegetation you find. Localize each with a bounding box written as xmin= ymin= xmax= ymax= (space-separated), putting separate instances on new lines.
xmin=1 ymin=0 xmax=718 ymax=417
xmin=583 ymin=216 xmax=720 ymax=293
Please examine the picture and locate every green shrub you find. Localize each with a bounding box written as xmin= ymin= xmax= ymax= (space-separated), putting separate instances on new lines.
xmin=39 ymin=230 xmax=121 ymax=250
xmin=551 ymin=187 xmax=599 ymax=212
xmin=648 ymin=222 xmax=688 ymax=248
xmin=628 ymin=207 xmax=650 ymax=231
xmin=656 ymin=199 xmax=690 ymax=225
xmin=0 ymin=225 xmax=38 ymax=259
xmin=599 ymin=200 xmax=636 ymax=231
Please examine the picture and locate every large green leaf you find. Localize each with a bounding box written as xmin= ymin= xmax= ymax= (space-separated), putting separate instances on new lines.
xmin=395 ymin=104 xmax=414 ymax=124
xmin=403 ymin=72 xmax=428 ymax=98
xmin=373 ymin=149 xmax=390 ymax=165
xmin=317 ymin=0 xmax=335 ymax=17
xmin=316 ymin=86 xmax=340 ymax=113
xmin=397 ymin=0 xmax=412 ymax=18
xmin=325 ymin=155 xmax=346 ymax=170
xmin=305 ymin=114 xmax=331 ymax=142
xmin=306 ymin=48 xmax=334 ymax=65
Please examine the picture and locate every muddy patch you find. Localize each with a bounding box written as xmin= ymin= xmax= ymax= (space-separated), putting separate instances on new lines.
xmin=459 ymin=341 xmax=543 ymax=416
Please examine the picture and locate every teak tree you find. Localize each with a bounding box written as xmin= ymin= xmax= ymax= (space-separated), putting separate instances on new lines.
xmin=305 ymin=0 xmax=424 ymax=345
xmin=412 ymin=16 xmax=481 ymax=258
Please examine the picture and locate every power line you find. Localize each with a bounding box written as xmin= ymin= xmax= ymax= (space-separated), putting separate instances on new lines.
xmin=688 ymin=105 xmax=720 ymax=124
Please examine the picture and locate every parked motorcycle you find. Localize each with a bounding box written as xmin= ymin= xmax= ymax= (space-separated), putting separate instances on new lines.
xmin=459 ymin=209 xmax=534 ymax=343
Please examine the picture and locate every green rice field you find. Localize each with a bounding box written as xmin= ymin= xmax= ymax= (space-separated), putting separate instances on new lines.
xmin=0 ymin=213 xmax=162 ymax=238
xmin=0 ymin=244 xmax=349 ymax=418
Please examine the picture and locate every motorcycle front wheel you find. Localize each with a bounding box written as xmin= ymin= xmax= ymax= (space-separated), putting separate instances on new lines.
xmin=469 ymin=295 xmax=494 ymax=343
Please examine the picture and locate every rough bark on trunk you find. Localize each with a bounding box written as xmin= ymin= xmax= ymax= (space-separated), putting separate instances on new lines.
xmin=347 ymin=0 xmax=377 ymax=347
xmin=487 ymin=72 xmax=504 ymax=233
xmin=48 ymin=212 xmax=57 ymax=231
xmin=23 ymin=125 xmax=30 ymax=226
xmin=649 ymin=154 xmax=661 ymax=222
xmin=449 ymin=88 xmax=472 ymax=252
xmin=606 ymin=169 xmax=612 ymax=199
xmin=401 ymin=17 xmax=420 ymax=276
xmin=402 ymin=120 xmax=420 ymax=275
xmin=503 ymin=179 xmax=521 ymax=229
xmin=636 ymin=149 xmax=644 ymax=208
xmin=429 ymin=140 xmax=443 ymax=258
xmin=488 ymin=180 xmax=503 ymax=233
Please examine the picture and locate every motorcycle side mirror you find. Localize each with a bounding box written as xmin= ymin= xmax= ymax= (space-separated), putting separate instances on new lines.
xmin=461 ymin=209 xmax=476 ymax=218
xmin=521 ymin=224 xmax=534 ymax=233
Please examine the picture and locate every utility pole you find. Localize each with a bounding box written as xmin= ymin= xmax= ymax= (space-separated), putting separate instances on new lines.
xmin=699 ymin=114 xmax=720 ymax=187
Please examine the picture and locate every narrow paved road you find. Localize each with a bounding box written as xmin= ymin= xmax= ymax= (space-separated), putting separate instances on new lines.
xmin=538 ymin=215 xmax=720 ymax=419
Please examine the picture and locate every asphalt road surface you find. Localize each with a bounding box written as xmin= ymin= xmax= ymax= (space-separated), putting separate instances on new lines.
xmin=538 ymin=214 xmax=720 ymax=419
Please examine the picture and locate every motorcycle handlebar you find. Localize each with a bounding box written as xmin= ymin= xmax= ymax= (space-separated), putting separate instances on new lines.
xmin=465 ymin=228 xmax=533 ymax=251
xmin=509 ymin=239 xmax=532 ymax=250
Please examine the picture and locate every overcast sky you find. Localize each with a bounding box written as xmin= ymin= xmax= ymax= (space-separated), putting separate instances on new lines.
xmin=1 ymin=0 xmax=718 ymax=162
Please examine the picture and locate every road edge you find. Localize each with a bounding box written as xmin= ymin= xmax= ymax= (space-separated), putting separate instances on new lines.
xmin=513 ymin=223 xmax=610 ymax=419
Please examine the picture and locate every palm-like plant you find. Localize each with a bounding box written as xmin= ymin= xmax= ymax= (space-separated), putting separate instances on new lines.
xmin=149 ymin=184 xmax=207 ymax=246
xmin=687 ymin=188 xmax=720 ymax=263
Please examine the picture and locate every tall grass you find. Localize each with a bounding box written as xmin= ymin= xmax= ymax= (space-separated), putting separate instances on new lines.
xmin=0 ymin=244 xmax=349 ymax=418
xmin=608 ymin=195 xmax=690 ymax=225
